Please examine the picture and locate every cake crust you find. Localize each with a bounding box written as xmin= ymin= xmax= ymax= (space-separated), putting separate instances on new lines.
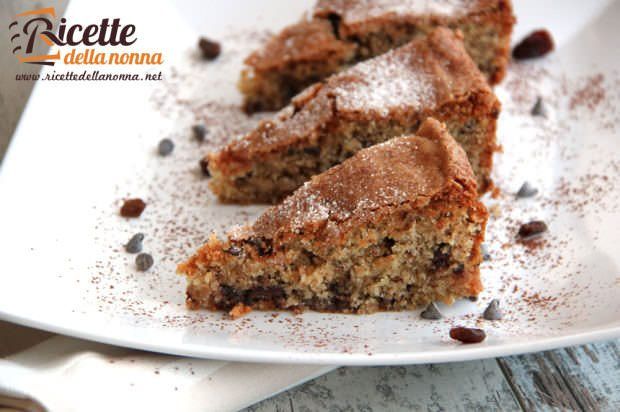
xmin=245 ymin=19 xmax=355 ymax=72
xmin=180 ymin=119 xmax=488 ymax=314
xmin=240 ymin=0 xmax=514 ymax=112
xmin=248 ymin=118 xmax=477 ymax=241
xmin=211 ymin=28 xmax=499 ymax=203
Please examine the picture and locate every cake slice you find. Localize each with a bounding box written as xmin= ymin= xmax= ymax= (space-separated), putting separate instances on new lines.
xmin=240 ymin=0 xmax=514 ymax=112
xmin=210 ymin=28 xmax=499 ymax=203
xmin=180 ymin=118 xmax=488 ymax=314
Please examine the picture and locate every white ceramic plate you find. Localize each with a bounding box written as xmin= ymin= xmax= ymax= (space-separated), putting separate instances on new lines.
xmin=0 ymin=0 xmax=619 ymax=365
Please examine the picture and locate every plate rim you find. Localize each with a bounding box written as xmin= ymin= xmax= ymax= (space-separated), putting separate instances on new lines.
xmin=2 ymin=309 xmax=619 ymax=365
xmin=1 ymin=0 xmax=619 ymax=366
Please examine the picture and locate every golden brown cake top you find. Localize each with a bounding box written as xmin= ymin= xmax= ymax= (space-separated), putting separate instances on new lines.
xmin=244 ymin=18 xmax=354 ymax=71
xmin=230 ymin=118 xmax=477 ymax=242
xmin=329 ymin=27 xmax=484 ymax=117
xmin=214 ymin=28 xmax=492 ymax=171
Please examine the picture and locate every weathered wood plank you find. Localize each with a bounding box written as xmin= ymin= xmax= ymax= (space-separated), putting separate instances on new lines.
xmin=247 ymin=359 xmax=521 ymax=412
xmin=497 ymin=340 xmax=620 ymax=412
xmin=497 ymin=353 xmax=581 ymax=411
xmin=555 ymin=341 xmax=620 ymax=410
xmin=248 ymin=340 xmax=620 ymax=412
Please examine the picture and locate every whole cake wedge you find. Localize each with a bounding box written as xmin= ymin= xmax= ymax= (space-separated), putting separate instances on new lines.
xmin=240 ymin=0 xmax=514 ymax=112
xmin=209 ymin=28 xmax=499 ymax=203
xmin=180 ymin=118 xmax=488 ymax=314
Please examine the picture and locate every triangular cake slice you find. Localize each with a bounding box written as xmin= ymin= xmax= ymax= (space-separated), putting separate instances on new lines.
xmin=240 ymin=0 xmax=514 ymax=112
xmin=181 ymin=119 xmax=488 ymax=314
xmin=209 ymin=28 xmax=499 ymax=203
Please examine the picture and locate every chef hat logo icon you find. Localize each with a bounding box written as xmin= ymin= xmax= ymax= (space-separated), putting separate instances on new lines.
xmin=9 ymin=21 xmax=20 ymax=53
xmin=9 ymin=7 xmax=60 ymax=66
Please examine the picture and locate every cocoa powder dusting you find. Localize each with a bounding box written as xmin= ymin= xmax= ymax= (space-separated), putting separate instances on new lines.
xmin=75 ymin=22 xmax=620 ymax=355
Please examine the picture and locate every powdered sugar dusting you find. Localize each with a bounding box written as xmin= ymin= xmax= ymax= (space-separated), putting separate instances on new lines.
xmin=111 ymin=47 xmax=620 ymax=358
xmin=334 ymin=51 xmax=436 ymax=116
xmin=288 ymin=188 xmax=338 ymax=229
xmin=253 ymin=137 xmax=446 ymax=237
xmin=9 ymin=8 xmax=620 ymax=362
xmin=229 ymin=33 xmax=449 ymax=155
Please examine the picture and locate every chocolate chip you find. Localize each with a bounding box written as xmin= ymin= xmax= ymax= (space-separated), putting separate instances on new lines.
xmin=157 ymin=138 xmax=174 ymax=156
xmin=302 ymin=249 xmax=321 ymax=265
xmin=432 ymin=243 xmax=451 ymax=270
xmin=326 ymin=13 xmax=342 ymax=39
xmin=198 ymin=37 xmax=221 ymax=60
xmin=218 ymin=285 xmax=242 ymax=310
xmin=245 ymin=286 xmax=285 ymax=304
xmin=135 ymin=253 xmax=154 ymax=271
xmin=303 ymin=146 xmax=321 ymax=156
xmin=468 ymin=296 xmax=479 ymax=302
xmin=420 ymin=302 xmax=442 ymax=320
xmin=225 ymin=245 xmax=242 ymax=256
xmin=247 ymin=237 xmax=272 ymax=256
xmin=383 ymin=237 xmax=396 ymax=248
xmin=382 ymin=237 xmax=396 ymax=255
xmin=192 ymin=124 xmax=207 ymax=142
xmin=516 ymin=182 xmax=538 ymax=198
xmin=243 ymin=100 xmax=264 ymax=114
xmin=327 ymin=295 xmax=351 ymax=311
xmin=328 ymin=279 xmax=347 ymax=295
xmin=483 ymin=299 xmax=503 ymax=321
xmin=512 ymin=29 xmax=554 ymax=60
xmin=531 ymin=97 xmax=547 ymax=117
xmin=518 ymin=220 xmax=548 ymax=238
xmin=449 ymin=327 xmax=486 ymax=344
xmin=481 ymin=243 xmax=491 ymax=261
xmin=125 ymin=233 xmax=144 ymax=254
xmin=120 ymin=198 xmax=146 ymax=218
xmin=453 ymin=263 xmax=465 ymax=275
xmin=199 ymin=157 xmax=211 ymax=177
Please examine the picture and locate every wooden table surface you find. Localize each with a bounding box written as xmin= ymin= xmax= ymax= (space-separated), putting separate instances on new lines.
xmin=1 ymin=1 xmax=619 ymax=411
